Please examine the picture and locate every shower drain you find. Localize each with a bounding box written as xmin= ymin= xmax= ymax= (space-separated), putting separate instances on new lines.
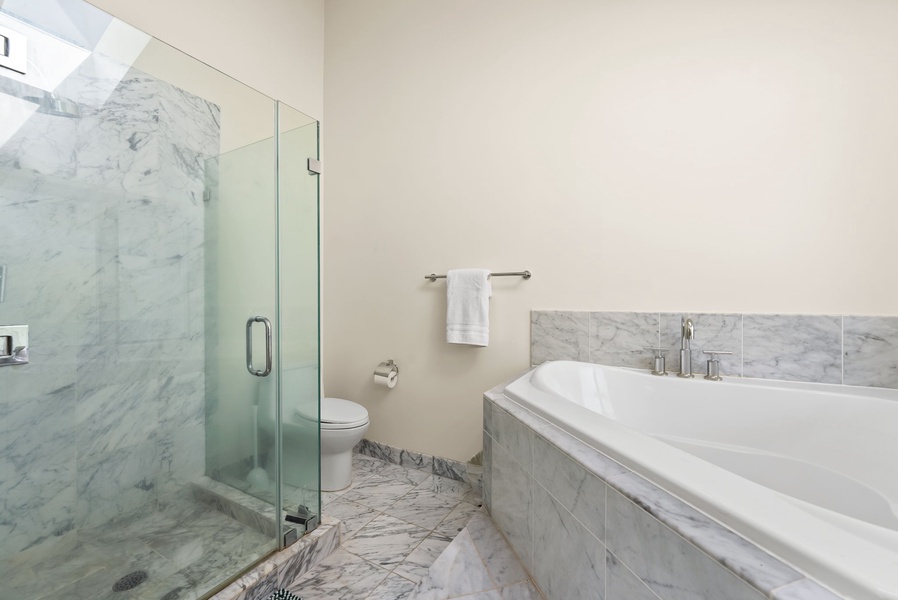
xmin=111 ymin=570 xmax=148 ymax=592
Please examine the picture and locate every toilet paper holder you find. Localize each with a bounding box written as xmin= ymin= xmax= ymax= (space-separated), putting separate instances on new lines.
xmin=374 ymin=359 xmax=398 ymax=378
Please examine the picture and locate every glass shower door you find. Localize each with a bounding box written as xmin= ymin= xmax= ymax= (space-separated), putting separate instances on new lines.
xmin=0 ymin=1 xmax=319 ymax=597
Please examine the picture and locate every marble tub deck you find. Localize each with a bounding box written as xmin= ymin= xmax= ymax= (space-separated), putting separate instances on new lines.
xmin=284 ymin=453 xmax=485 ymax=599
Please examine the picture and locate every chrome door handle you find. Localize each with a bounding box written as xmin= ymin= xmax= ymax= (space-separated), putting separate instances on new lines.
xmin=246 ymin=316 xmax=272 ymax=377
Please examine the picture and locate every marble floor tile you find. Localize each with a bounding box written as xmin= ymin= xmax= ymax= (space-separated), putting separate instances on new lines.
xmin=385 ymin=486 xmax=460 ymax=530
xmin=366 ymin=573 xmax=418 ymax=599
xmin=432 ymin=501 xmax=482 ymax=539
xmin=410 ymin=529 xmax=495 ymax=600
xmin=286 ymin=548 xmax=390 ymax=600
xmin=465 ymin=511 xmax=529 ymax=588
xmin=341 ymin=514 xmax=430 ymax=568
xmin=340 ymin=474 xmax=417 ymax=512
xmin=324 ymin=498 xmax=379 ymax=540
xmin=393 ymin=534 xmax=453 ymax=583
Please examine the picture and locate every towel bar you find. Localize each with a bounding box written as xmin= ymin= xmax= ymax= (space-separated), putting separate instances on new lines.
xmin=424 ymin=270 xmax=531 ymax=282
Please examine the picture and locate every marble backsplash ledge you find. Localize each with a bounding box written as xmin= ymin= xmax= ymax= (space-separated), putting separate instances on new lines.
xmin=532 ymin=310 xmax=898 ymax=390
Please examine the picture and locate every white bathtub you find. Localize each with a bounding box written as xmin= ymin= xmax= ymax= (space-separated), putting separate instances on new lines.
xmin=503 ymin=360 xmax=898 ymax=600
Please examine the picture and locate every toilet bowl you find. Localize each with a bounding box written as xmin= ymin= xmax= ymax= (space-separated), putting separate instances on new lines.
xmin=258 ymin=366 xmax=369 ymax=492
xmin=319 ymin=397 xmax=369 ymax=491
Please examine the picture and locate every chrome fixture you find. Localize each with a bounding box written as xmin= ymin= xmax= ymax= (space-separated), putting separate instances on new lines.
xmin=23 ymin=91 xmax=82 ymax=118
xmin=645 ymin=347 xmax=668 ymax=376
xmin=425 ymin=270 xmax=531 ymax=282
xmin=678 ymin=317 xmax=695 ymax=378
xmin=0 ymin=25 xmax=27 ymax=75
xmin=0 ymin=324 xmax=29 ymax=367
xmin=702 ymin=350 xmax=733 ymax=381
xmin=307 ymin=158 xmax=322 ymax=175
xmin=245 ymin=316 xmax=272 ymax=377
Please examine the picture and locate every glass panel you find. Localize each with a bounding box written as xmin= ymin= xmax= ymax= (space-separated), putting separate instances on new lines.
xmin=0 ymin=1 xmax=317 ymax=597
xmin=277 ymin=104 xmax=321 ymax=523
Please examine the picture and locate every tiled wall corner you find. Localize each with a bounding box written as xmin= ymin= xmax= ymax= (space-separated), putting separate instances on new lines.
xmin=530 ymin=311 xmax=588 ymax=365
xmin=661 ymin=313 xmax=742 ymax=377
xmin=743 ymin=314 xmax=842 ymax=384
xmin=589 ymin=312 xmax=660 ymax=369
xmin=843 ymin=316 xmax=898 ymax=389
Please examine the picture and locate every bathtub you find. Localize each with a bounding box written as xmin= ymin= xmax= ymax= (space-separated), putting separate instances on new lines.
xmin=501 ymin=360 xmax=898 ymax=600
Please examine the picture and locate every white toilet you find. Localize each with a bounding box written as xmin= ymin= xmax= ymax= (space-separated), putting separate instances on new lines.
xmin=319 ymin=397 xmax=369 ymax=491
xmin=259 ymin=366 xmax=369 ymax=492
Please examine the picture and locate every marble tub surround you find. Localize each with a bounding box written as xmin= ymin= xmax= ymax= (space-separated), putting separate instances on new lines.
xmin=280 ymin=453 xmax=482 ymax=599
xmin=533 ymin=310 xmax=898 ymax=388
xmin=483 ymin=389 xmax=844 ymax=600
xmin=742 ymin=314 xmax=841 ymax=384
xmin=410 ymin=509 xmax=544 ymax=600
xmin=355 ymin=439 xmax=469 ymax=483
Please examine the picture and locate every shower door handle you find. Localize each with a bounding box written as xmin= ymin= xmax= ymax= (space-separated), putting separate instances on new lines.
xmin=246 ymin=316 xmax=273 ymax=377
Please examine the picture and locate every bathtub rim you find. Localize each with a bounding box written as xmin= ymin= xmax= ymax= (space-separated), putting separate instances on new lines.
xmin=490 ymin=361 xmax=898 ymax=600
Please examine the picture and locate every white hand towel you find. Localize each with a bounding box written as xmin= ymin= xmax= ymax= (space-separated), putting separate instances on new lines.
xmin=446 ymin=268 xmax=492 ymax=346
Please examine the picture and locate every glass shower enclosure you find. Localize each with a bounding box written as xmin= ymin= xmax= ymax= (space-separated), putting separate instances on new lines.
xmin=0 ymin=1 xmax=320 ymax=598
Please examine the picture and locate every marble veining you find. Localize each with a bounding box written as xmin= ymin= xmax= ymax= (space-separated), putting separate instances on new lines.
xmin=743 ymin=314 xmax=842 ymax=384
xmin=530 ymin=310 xmax=589 ymax=365
xmin=589 ymin=311 xmax=660 ymax=369
xmin=607 ymin=471 xmax=802 ymax=593
xmin=0 ymin=57 xmax=220 ymax=561
xmin=843 ymin=316 xmax=898 ymax=388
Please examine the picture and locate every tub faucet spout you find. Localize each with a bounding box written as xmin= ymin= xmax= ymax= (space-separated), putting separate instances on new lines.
xmin=678 ymin=317 xmax=695 ymax=378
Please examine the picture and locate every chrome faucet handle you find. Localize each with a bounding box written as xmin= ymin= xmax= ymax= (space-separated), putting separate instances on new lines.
xmin=702 ymin=350 xmax=733 ymax=381
xmin=644 ymin=347 xmax=668 ymax=376
xmin=681 ymin=317 xmax=695 ymax=341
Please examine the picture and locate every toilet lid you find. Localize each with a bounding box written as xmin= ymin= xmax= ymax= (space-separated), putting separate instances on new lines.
xmin=320 ymin=397 xmax=369 ymax=429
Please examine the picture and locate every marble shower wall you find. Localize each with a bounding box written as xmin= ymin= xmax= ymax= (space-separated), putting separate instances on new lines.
xmin=532 ymin=310 xmax=898 ymax=388
xmin=0 ymin=66 xmax=220 ymax=561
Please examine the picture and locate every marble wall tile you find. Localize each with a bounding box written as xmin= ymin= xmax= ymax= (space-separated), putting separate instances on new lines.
xmin=843 ymin=316 xmax=898 ymax=388
xmin=482 ymin=432 xmax=493 ymax=513
xmin=489 ymin=443 xmax=533 ymax=572
xmin=483 ymin=396 xmax=494 ymax=437
xmin=606 ymin=550 xmax=661 ymax=600
xmin=605 ymin=488 xmax=766 ymax=600
xmin=532 ymin=434 xmax=607 ymax=541
xmin=607 ymin=472 xmax=802 ymax=593
xmin=76 ymin=439 xmax=161 ymax=529
xmin=661 ymin=313 xmax=743 ymax=377
xmin=491 ymin=405 xmax=534 ymax=473
xmin=589 ymin=312 xmax=660 ymax=369
xmin=531 ymin=310 xmax=589 ymax=365
xmin=743 ymin=314 xmax=841 ymax=384
xmin=530 ymin=482 xmax=605 ymax=600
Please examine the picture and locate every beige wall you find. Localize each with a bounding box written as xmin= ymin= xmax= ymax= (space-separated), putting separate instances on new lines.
xmin=89 ymin=0 xmax=324 ymax=118
xmin=323 ymin=0 xmax=898 ymax=461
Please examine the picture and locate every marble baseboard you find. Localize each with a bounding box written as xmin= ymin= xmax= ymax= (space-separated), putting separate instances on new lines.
xmin=354 ymin=439 xmax=468 ymax=483
xmin=532 ymin=310 xmax=898 ymax=390
xmin=483 ymin=392 xmax=844 ymax=600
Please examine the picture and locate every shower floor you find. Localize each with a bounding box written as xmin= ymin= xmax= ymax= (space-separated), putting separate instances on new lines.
xmin=3 ymin=498 xmax=274 ymax=600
